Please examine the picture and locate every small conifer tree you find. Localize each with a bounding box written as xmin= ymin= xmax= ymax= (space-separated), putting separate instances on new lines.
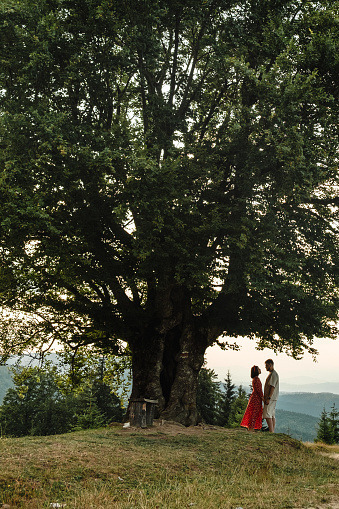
xmin=219 ymin=371 xmax=236 ymax=427
xmin=328 ymin=405 xmax=339 ymax=444
xmin=228 ymin=385 xmax=249 ymax=428
xmin=316 ymin=407 xmax=339 ymax=445
xmin=196 ymin=366 xmax=222 ymax=425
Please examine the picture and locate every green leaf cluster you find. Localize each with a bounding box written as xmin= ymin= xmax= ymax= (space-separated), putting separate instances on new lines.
xmin=0 ymin=0 xmax=338 ymax=361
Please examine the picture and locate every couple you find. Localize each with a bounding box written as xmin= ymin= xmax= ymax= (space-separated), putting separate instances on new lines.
xmin=240 ymin=359 xmax=279 ymax=433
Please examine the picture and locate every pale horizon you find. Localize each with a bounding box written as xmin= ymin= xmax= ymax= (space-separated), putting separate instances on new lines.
xmin=205 ymin=336 xmax=339 ymax=390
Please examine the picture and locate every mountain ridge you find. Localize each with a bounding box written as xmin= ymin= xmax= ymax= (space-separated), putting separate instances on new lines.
xmin=277 ymin=392 xmax=339 ymax=418
xmin=233 ymin=380 xmax=339 ymax=395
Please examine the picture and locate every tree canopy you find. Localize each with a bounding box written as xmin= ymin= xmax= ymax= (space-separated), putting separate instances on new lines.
xmin=1 ymin=0 xmax=339 ymax=424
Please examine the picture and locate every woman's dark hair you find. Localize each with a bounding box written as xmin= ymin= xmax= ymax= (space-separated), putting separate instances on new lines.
xmin=251 ymin=365 xmax=259 ymax=378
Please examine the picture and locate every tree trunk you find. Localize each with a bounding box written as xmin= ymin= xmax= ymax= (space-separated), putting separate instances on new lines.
xmin=128 ymin=330 xmax=166 ymax=412
xmin=160 ymin=324 xmax=207 ymax=426
xmin=127 ymin=286 xmax=208 ymax=426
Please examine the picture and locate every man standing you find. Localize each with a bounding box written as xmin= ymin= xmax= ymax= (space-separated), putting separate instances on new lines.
xmin=263 ymin=359 xmax=279 ymax=432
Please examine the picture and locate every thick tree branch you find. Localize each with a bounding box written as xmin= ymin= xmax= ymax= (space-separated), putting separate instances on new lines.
xmin=306 ymin=197 xmax=339 ymax=206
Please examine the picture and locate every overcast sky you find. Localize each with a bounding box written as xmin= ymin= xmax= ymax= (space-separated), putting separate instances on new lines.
xmin=205 ymin=336 xmax=339 ymax=385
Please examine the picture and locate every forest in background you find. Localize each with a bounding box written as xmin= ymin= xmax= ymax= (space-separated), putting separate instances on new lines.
xmin=1 ymin=360 xmax=338 ymax=442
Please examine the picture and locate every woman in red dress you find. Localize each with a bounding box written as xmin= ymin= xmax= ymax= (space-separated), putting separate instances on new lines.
xmin=240 ymin=365 xmax=264 ymax=430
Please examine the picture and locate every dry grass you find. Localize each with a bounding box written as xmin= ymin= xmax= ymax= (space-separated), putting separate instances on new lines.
xmin=0 ymin=421 xmax=338 ymax=508
xmin=305 ymin=442 xmax=339 ymax=465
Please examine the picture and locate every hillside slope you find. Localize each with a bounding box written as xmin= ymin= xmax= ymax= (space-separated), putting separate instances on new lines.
xmin=278 ymin=392 xmax=339 ymax=417
xmin=276 ymin=409 xmax=319 ymax=442
xmin=0 ymin=423 xmax=338 ymax=509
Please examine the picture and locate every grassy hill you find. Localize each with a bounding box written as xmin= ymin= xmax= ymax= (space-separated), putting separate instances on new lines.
xmin=0 ymin=422 xmax=338 ymax=509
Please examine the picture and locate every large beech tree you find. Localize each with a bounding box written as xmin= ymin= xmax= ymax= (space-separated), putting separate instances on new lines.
xmin=1 ymin=0 xmax=339 ymax=425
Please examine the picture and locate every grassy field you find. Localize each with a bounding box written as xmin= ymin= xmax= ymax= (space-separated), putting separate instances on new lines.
xmin=0 ymin=421 xmax=338 ymax=509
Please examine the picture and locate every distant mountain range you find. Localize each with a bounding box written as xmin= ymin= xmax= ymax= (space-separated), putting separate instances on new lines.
xmin=280 ymin=382 xmax=339 ymax=394
xmin=277 ymin=392 xmax=339 ymax=418
xmin=234 ymin=379 xmax=339 ymax=395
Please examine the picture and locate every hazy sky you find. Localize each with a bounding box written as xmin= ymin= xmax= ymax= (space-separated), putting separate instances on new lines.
xmin=205 ymin=336 xmax=339 ymax=385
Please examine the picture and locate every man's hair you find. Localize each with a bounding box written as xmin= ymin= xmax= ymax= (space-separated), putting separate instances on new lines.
xmin=251 ymin=365 xmax=259 ymax=378
xmin=265 ymin=359 xmax=274 ymax=366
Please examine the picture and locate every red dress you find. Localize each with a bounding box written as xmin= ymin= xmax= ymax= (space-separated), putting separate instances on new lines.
xmin=240 ymin=376 xmax=264 ymax=430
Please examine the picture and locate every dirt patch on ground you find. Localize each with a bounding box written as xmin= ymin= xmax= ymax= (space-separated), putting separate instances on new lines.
xmin=325 ymin=453 xmax=339 ymax=461
xmin=114 ymin=419 xmax=222 ymax=436
xmin=300 ymin=504 xmax=339 ymax=509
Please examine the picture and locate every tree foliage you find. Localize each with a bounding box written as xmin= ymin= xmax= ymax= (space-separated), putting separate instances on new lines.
xmin=0 ymin=0 xmax=339 ymax=424
xmin=0 ymin=355 xmax=126 ymax=437
xmin=0 ymin=364 xmax=70 ymax=436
